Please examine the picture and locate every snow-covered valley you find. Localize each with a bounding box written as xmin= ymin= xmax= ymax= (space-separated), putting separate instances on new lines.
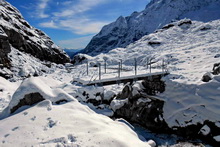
xmin=1 ymin=18 xmax=220 ymax=146
xmin=1 ymin=0 xmax=220 ymax=146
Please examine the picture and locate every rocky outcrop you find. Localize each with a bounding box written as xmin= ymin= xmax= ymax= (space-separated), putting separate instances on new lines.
xmin=82 ymin=0 xmax=220 ymax=56
xmin=10 ymin=92 xmax=45 ymax=113
xmin=111 ymin=76 xmax=220 ymax=146
xmin=0 ymin=27 xmax=10 ymax=67
xmin=213 ymin=62 xmax=220 ymax=75
xmin=112 ymin=75 xmax=169 ymax=132
xmin=202 ymin=72 xmax=212 ymax=82
xmin=0 ymin=0 xmax=70 ymax=65
xmin=71 ymin=54 xmax=89 ymax=65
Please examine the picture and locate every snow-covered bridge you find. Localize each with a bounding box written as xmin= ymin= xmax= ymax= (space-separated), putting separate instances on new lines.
xmin=73 ymin=72 xmax=169 ymax=86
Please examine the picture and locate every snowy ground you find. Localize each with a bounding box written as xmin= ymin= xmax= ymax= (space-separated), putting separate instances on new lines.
xmin=0 ymin=19 xmax=220 ymax=146
xmin=74 ymin=19 xmax=220 ymax=128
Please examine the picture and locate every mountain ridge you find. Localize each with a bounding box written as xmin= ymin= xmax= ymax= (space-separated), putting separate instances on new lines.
xmin=81 ymin=0 xmax=220 ymax=56
xmin=0 ymin=0 xmax=70 ymax=67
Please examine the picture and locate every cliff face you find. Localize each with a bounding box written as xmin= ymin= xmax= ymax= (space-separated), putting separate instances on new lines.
xmin=82 ymin=0 xmax=220 ymax=56
xmin=0 ymin=0 xmax=70 ymax=67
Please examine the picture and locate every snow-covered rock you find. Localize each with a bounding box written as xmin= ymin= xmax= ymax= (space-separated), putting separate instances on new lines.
xmin=82 ymin=0 xmax=220 ymax=56
xmin=0 ymin=99 xmax=152 ymax=147
xmin=0 ymin=0 xmax=70 ymax=67
xmin=213 ymin=135 xmax=220 ymax=142
xmin=199 ymin=125 xmax=211 ymax=136
xmin=0 ymin=77 xmax=74 ymax=119
xmin=201 ymin=72 xmax=213 ymax=82
xmin=110 ymin=98 xmax=128 ymax=112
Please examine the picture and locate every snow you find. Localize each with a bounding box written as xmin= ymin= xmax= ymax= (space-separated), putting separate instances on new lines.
xmin=103 ymin=90 xmax=116 ymax=101
xmin=0 ymin=74 xmax=153 ymax=146
xmin=199 ymin=125 xmax=211 ymax=136
xmin=213 ymin=135 xmax=220 ymax=142
xmin=0 ymin=77 xmax=74 ymax=119
xmin=137 ymin=98 xmax=152 ymax=105
xmin=0 ymin=99 xmax=152 ymax=147
xmin=74 ymin=19 xmax=220 ymax=128
xmin=0 ymin=2 xmax=220 ymax=145
xmin=82 ymin=0 xmax=220 ymax=56
xmin=147 ymin=140 xmax=156 ymax=147
xmin=110 ymin=98 xmax=128 ymax=112
xmin=0 ymin=77 xmax=21 ymax=112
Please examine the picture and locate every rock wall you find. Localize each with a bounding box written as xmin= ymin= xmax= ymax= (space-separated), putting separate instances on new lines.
xmin=111 ymin=75 xmax=220 ymax=146
xmin=0 ymin=27 xmax=10 ymax=68
xmin=113 ymin=75 xmax=169 ymax=132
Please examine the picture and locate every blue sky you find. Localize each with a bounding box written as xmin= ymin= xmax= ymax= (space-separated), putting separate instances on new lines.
xmin=7 ymin=0 xmax=150 ymax=49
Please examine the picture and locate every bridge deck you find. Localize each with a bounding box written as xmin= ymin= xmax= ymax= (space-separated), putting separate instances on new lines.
xmin=73 ymin=72 xmax=169 ymax=86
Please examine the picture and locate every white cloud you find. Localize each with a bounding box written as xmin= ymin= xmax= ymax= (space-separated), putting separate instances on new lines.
xmin=39 ymin=20 xmax=58 ymax=28
xmin=40 ymin=18 xmax=109 ymax=35
xmin=36 ymin=0 xmax=50 ymax=18
xmin=38 ymin=0 xmax=110 ymax=34
xmin=58 ymin=35 xmax=94 ymax=49
xmin=54 ymin=0 xmax=108 ymax=17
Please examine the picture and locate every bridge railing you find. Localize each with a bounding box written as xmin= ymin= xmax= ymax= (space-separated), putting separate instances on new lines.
xmin=81 ymin=57 xmax=169 ymax=82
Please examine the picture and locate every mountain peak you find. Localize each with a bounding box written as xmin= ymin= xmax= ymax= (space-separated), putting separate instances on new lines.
xmin=81 ymin=0 xmax=220 ymax=56
xmin=0 ymin=0 xmax=70 ymax=67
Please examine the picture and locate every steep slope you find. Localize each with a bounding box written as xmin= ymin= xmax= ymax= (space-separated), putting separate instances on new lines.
xmin=82 ymin=0 xmax=220 ymax=56
xmin=0 ymin=0 xmax=70 ymax=67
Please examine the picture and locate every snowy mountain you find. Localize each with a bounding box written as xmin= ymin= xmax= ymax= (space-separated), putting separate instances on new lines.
xmin=0 ymin=18 xmax=220 ymax=146
xmin=0 ymin=0 xmax=70 ymax=68
xmin=82 ymin=0 xmax=220 ymax=56
xmin=74 ymin=19 xmax=220 ymax=145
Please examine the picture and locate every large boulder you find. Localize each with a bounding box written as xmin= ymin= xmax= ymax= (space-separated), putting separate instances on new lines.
xmin=0 ymin=77 xmax=74 ymax=119
xmin=202 ymin=72 xmax=212 ymax=82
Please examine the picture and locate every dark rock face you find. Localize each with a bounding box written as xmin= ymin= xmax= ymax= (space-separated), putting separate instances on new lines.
xmin=71 ymin=54 xmax=88 ymax=65
xmin=213 ymin=63 xmax=220 ymax=75
xmin=0 ymin=27 xmax=11 ymax=67
xmin=141 ymin=75 xmax=166 ymax=95
xmin=172 ymin=121 xmax=220 ymax=146
xmin=114 ymin=76 xmax=169 ymax=132
xmin=202 ymin=72 xmax=212 ymax=82
xmin=0 ymin=0 xmax=70 ymax=65
xmin=114 ymin=94 xmax=170 ymax=132
xmin=10 ymin=92 xmax=45 ymax=113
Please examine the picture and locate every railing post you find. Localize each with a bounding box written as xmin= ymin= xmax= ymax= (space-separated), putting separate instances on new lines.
xmin=118 ymin=62 xmax=121 ymax=78
xmin=119 ymin=59 xmax=122 ymax=71
xmin=134 ymin=58 xmax=137 ymax=75
xmin=104 ymin=59 xmax=107 ymax=73
xmin=87 ymin=60 xmax=89 ymax=75
xmin=99 ymin=63 xmax=101 ymax=80
xmin=146 ymin=58 xmax=149 ymax=69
